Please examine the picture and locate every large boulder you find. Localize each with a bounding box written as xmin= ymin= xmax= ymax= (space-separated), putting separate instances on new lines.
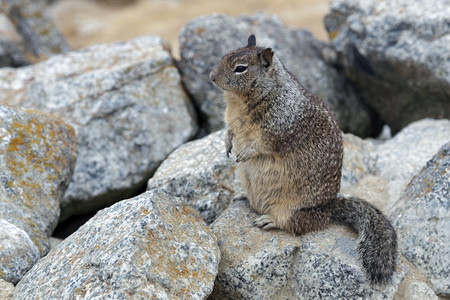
xmin=179 ymin=13 xmax=375 ymax=136
xmin=374 ymin=119 xmax=450 ymax=208
xmin=0 ymin=0 xmax=69 ymax=65
xmin=391 ymin=142 xmax=450 ymax=296
xmin=0 ymin=36 xmax=198 ymax=220
xmin=324 ymin=0 xmax=450 ymax=134
xmin=0 ymin=104 xmax=76 ymax=284
xmin=14 ymin=189 xmax=220 ymax=299
xmin=340 ymin=119 xmax=450 ymax=212
xmin=209 ymin=200 xmax=436 ymax=299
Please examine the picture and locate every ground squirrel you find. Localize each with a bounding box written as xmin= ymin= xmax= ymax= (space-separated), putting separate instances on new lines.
xmin=209 ymin=34 xmax=397 ymax=284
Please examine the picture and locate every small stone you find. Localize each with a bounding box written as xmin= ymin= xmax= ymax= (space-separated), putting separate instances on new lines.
xmin=0 ymin=0 xmax=69 ymax=64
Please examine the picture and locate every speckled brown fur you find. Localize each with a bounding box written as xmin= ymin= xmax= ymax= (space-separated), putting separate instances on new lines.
xmin=209 ymin=34 xmax=397 ymax=284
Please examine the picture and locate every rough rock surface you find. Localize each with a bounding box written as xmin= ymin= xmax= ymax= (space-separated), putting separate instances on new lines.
xmin=179 ymin=13 xmax=375 ymax=136
xmin=0 ymin=220 xmax=39 ymax=285
xmin=325 ymin=0 xmax=450 ymax=134
xmin=375 ymin=119 xmax=450 ymax=208
xmin=14 ymin=189 xmax=220 ymax=299
xmin=147 ymin=129 xmax=243 ymax=224
xmin=0 ymin=12 xmax=28 ymax=67
xmin=0 ymin=0 xmax=69 ymax=65
xmin=340 ymin=133 xmax=376 ymax=190
xmin=0 ymin=104 xmax=76 ymax=283
xmin=0 ymin=279 xmax=14 ymax=300
xmin=338 ymin=119 xmax=450 ymax=212
xmin=390 ymin=142 xmax=450 ymax=296
xmin=209 ymin=200 xmax=435 ymax=299
xmin=0 ymin=36 xmax=198 ymax=220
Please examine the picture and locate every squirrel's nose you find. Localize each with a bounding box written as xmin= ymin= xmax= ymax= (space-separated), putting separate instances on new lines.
xmin=209 ymin=70 xmax=217 ymax=82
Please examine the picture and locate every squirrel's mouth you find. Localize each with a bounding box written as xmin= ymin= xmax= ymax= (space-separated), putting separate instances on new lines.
xmin=209 ymin=72 xmax=227 ymax=90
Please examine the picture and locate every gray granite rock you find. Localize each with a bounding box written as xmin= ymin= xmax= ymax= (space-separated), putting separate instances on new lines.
xmin=0 ymin=104 xmax=76 ymax=284
xmin=375 ymin=119 xmax=450 ymax=209
xmin=340 ymin=133 xmax=376 ymax=190
xmin=147 ymin=129 xmax=243 ymax=224
xmin=179 ymin=13 xmax=375 ymax=136
xmin=396 ymin=279 xmax=438 ymax=300
xmin=339 ymin=119 xmax=450 ymax=213
xmin=325 ymin=0 xmax=450 ymax=134
xmin=0 ymin=0 xmax=69 ymax=64
xmin=0 ymin=36 xmax=198 ymax=220
xmin=0 ymin=13 xmax=28 ymax=67
xmin=0 ymin=279 xmax=14 ymax=300
xmin=14 ymin=189 xmax=220 ymax=299
xmin=390 ymin=142 xmax=450 ymax=296
xmin=0 ymin=220 xmax=39 ymax=284
xmin=209 ymin=200 xmax=434 ymax=299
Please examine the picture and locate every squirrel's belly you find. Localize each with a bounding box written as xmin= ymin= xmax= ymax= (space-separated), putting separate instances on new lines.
xmin=237 ymin=155 xmax=308 ymax=214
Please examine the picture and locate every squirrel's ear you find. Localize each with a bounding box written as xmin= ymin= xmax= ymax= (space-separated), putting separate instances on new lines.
xmin=259 ymin=48 xmax=273 ymax=68
xmin=247 ymin=34 xmax=256 ymax=47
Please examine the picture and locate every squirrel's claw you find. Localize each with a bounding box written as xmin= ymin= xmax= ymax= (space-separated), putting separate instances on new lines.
xmin=226 ymin=129 xmax=234 ymax=158
xmin=253 ymin=214 xmax=278 ymax=231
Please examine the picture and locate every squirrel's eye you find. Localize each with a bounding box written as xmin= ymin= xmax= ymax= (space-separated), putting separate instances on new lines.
xmin=234 ymin=65 xmax=248 ymax=74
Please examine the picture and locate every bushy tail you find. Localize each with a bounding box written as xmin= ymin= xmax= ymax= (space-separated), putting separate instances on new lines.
xmin=331 ymin=195 xmax=397 ymax=284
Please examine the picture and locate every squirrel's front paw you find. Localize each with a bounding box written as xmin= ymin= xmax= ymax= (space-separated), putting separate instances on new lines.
xmin=253 ymin=215 xmax=278 ymax=231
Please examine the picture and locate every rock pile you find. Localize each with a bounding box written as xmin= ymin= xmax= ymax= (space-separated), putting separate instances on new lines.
xmin=1 ymin=0 xmax=448 ymax=298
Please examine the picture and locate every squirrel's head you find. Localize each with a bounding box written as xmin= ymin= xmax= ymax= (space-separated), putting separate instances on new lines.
xmin=209 ymin=34 xmax=275 ymax=96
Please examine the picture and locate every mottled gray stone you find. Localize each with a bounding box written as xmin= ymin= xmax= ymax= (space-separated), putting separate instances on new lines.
xmin=0 ymin=279 xmax=14 ymax=300
xmin=391 ymin=142 xmax=450 ymax=296
xmin=0 ymin=0 xmax=69 ymax=64
xmin=147 ymin=129 xmax=242 ymax=224
xmin=0 ymin=104 xmax=76 ymax=284
xmin=0 ymin=13 xmax=28 ymax=67
xmin=14 ymin=189 xmax=220 ymax=299
xmin=0 ymin=36 xmax=198 ymax=220
xmin=209 ymin=200 xmax=429 ymax=300
xmin=0 ymin=220 xmax=39 ymax=284
xmin=340 ymin=119 xmax=450 ymax=213
xmin=341 ymin=133 xmax=376 ymax=190
xmin=375 ymin=119 xmax=450 ymax=208
xmin=179 ymin=13 xmax=375 ymax=136
xmin=397 ymin=280 xmax=438 ymax=300
xmin=325 ymin=0 xmax=450 ymax=134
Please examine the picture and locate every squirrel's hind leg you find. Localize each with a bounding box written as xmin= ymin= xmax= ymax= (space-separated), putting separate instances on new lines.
xmin=287 ymin=203 xmax=332 ymax=235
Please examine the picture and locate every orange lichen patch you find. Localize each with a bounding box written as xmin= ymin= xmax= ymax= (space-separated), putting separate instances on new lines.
xmin=140 ymin=207 xmax=150 ymax=216
xmin=329 ymin=30 xmax=338 ymax=40
xmin=5 ymin=114 xmax=76 ymax=202
xmin=1 ymin=108 xmax=77 ymax=255
xmin=195 ymin=27 xmax=205 ymax=35
xmin=422 ymin=178 xmax=436 ymax=195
